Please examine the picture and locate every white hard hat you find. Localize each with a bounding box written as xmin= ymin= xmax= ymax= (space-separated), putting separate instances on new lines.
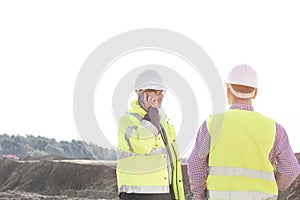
xmin=225 ymin=64 xmax=258 ymax=99
xmin=225 ymin=64 xmax=258 ymax=88
xmin=135 ymin=69 xmax=165 ymax=90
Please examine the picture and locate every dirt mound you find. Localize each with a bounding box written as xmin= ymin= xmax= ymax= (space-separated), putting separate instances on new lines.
xmin=0 ymin=153 xmax=299 ymax=199
xmin=0 ymin=159 xmax=117 ymax=199
xmin=21 ymin=154 xmax=91 ymax=161
xmin=0 ymin=190 xmax=118 ymax=200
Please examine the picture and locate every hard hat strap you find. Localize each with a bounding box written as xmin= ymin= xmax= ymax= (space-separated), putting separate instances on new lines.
xmin=227 ymin=84 xmax=255 ymax=99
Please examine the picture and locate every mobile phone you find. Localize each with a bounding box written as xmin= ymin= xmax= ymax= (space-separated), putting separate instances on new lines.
xmin=138 ymin=92 xmax=147 ymax=104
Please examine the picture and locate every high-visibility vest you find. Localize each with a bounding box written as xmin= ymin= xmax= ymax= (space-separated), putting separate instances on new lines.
xmin=116 ymin=100 xmax=185 ymax=199
xmin=206 ymin=109 xmax=278 ymax=200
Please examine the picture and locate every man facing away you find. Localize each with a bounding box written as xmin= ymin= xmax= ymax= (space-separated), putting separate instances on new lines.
xmin=116 ymin=69 xmax=185 ymax=200
xmin=187 ymin=64 xmax=300 ymax=200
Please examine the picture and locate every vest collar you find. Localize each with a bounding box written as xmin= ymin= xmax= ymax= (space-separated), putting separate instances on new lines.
xmin=129 ymin=100 xmax=147 ymax=117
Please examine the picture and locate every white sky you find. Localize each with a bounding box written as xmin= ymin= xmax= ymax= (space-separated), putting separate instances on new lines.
xmin=0 ymin=1 xmax=299 ymax=154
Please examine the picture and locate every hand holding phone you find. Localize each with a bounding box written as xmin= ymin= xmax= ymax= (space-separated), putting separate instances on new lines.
xmin=138 ymin=92 xmax=158 ymax=110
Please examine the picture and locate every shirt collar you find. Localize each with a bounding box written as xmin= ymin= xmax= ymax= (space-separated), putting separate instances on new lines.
xmin=229 ymin=103 xmax=254 ymax=111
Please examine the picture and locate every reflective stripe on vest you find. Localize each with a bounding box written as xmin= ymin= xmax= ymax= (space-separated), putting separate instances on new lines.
xmin=117 ymin=147 xmax=167 ymax=160
xmin=208 ymin=190 xmax=278 ymax=200
xmin=119 ymin=185 xmax=170 ymax=194
xmin=128 ymin=112 xmax=143 ymax=121
xmin=140 ymin=119 xmax=159 ymax=136
xmin=125 ymin=126 xmax=135 ymax=152
xmin=128 ymin=112 xmax=158 ymax=136
xmin=209 ymin=166 xmax=275 ymax=181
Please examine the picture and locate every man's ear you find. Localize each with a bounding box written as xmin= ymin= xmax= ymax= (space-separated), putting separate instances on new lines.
xmin=227 ymin=88 xmax=232 ymax=104
xmin=253 ymin=89 xmax=258 ymax=99
xmin=227 ymin=88 xmax=231 ymax=98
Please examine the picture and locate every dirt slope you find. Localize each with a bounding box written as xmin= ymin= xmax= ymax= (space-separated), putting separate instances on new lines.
xmin=0 ymin=153 xmax=299 ymax=199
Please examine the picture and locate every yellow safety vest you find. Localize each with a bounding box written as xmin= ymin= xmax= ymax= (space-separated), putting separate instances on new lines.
xmin=116 ymin=100 xmax=185 ymax=199
xmin=207 ymin=109 xmax=278 ymax=200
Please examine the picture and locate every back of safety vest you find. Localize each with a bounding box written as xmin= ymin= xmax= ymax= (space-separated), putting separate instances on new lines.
xmin=207 ymin=109 xmax=278 ymax=200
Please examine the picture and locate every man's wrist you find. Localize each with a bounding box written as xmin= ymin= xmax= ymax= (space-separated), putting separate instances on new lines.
xmin=143 ymin=113 xmax=151 ymax=121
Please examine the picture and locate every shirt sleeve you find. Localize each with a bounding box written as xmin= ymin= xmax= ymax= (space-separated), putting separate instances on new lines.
xmin=272 ymin=122 xmax=300 ymax=190
xmin=187 ymin=120 xmax=210 ymax=200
